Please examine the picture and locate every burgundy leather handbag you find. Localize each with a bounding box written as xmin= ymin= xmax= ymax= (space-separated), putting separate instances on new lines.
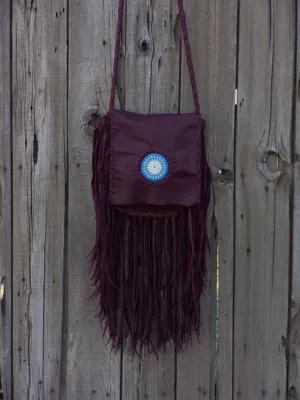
xmin=90 ymin=0 xmax=211 ymax=356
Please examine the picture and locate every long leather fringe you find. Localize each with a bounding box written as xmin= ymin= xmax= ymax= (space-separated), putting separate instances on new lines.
xmin=90 ymin=117 xmax=208 ymax=356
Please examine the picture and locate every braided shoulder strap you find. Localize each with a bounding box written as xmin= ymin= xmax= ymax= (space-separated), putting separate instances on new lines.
xmin=109 ymin=0 xmax=201 ymax=116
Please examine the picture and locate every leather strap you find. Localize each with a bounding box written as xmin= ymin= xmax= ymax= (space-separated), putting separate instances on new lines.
xmin=109 ymin=0 xmax=201 ymax=116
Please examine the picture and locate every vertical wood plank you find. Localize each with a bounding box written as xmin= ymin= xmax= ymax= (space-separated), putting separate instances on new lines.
xmin=12 ymin=0 xmax=67 ymax=398
xmin=122 ymin=1 xmax=179 ymax=399
xmin=67 ymin=1 xmax=121 ymax=399
xmin=0 ymin=0 xmax=12 ymax=398
xmin=289 ymin=2 xmax=300 ymax=398
xmin=235 ymin=1 xmax=295 ymax=399
xmin=177 ymin=1 xmax=237 ymax=399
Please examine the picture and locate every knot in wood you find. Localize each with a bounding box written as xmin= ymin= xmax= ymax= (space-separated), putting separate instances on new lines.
xmin=295 ymin=153 xmax=300 ymax=164
xmin=138 ymin=37 xmax=151 ymax=55
xmin=216 ymin=165 xmax=233 ymax=184
xmin=258 ymin=150 xmax=282 ymax=182
xmin=288 ymin=386 xmax=297 ymax=400
xmin=81 ymin=108 xmax=102 ymax=139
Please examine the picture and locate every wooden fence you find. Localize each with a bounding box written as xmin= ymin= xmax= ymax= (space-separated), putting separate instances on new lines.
xmin=0 ymin=0 xmax=298 ymax=398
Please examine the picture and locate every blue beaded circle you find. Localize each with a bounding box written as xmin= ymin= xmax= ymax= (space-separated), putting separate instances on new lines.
xmin=141 ymin=153 xmax=168 ymax=182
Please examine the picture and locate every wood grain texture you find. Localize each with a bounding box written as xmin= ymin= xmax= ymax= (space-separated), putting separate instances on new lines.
xmin=177 ymin=1 xmax=237 ymax=399
xmin=6 ymin=0 xmax=298 ymax=398
xmin=176 ymin=241 xmax=217 ymax=400
xmin=235 ymin=1 xmax=295 ymax=399
xmin=289 ymin=2 xmax=300 ymax=398
xmin=0 ymin=1 xmax=12 ymax=399
xmin=67 ymin=0 xmax=120 ymax=399
xmin=12 ymin=0 xmax=67 ymax=398
xmin=121 ymin=1 xmax=179 ymax=399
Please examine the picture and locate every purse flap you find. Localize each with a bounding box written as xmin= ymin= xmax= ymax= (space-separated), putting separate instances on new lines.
xmin=109 ymin=109 xmax=203 ymax=207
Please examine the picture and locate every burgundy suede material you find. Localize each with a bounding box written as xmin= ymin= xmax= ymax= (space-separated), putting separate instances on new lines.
xmin=109 ymin=109 xmax=204 ymax=207
xmin=89 ymin=0 xmax=212 ymax=356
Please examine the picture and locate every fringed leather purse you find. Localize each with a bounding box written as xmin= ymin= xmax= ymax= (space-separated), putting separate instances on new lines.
xmin=90 ymin=0 xmax=211 ymax=356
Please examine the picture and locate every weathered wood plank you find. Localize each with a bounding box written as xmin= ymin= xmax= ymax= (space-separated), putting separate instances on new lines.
xmin=12 ymin=0 xmax=67 ymax=398
xmin=122 ymin=1 xmax=179 ymax=398
xmin=235 ymin=1 xmax=295 ymax=399
xmin=177 ymin=1 xmax=237 ymax=399
xmin=67 ymin=1 xmax=121 ymax=398
xmin=0 ymin=1 xmax=12 ymax=398
xmin=177 ymin=239 xmax=217 ymax=400
xmin=289 ymin=2 xmax=300 ymax=398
